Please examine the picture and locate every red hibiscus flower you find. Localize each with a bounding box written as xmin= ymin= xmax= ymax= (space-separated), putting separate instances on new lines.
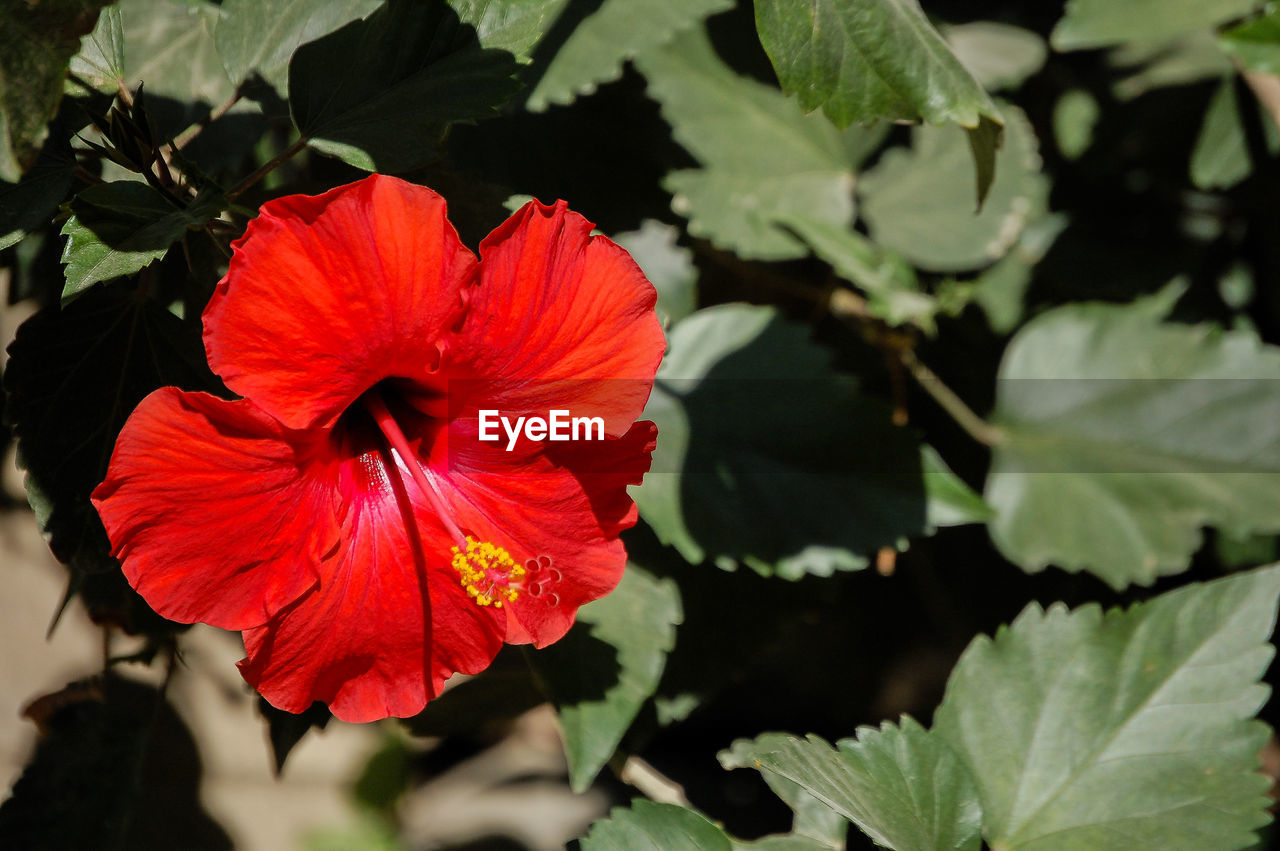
xmin=90 ymin=175 xmax=664 ymax=722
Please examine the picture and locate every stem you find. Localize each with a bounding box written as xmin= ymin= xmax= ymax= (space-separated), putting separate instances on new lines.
xmin=171 ymin=89 xmax=242 ymax=151
xmin=226 ymin=136 xmax=307 ymax=201
xmin=204 ymin=226 xmax=232 ymax=260
xmin=897 ymin=348 xmax=1005 ymax=446
xmin=363 ymin=391 xmax=467 ymax=547
xmin=698 ymin=239 xmax=1001 ymax=448
xmin=115 ymin=80 xmax=135 ymax=110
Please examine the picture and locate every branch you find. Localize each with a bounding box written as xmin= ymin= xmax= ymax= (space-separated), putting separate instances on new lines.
xmin=226 ymin=136 xmax=308 ymax=201
xmin=897 ymin=348 xmax=1005 ymax=446
xmin=170 ymin=89 xmax=243 ymax=151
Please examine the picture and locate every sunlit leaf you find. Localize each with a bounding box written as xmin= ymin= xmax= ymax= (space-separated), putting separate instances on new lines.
xmin=1052 ymin=89 xmax=1099 ymax=161
xmin=69 ymin=5 xmax=125 ymax=92
xmin=215 ymin=0 xmax=380 ymax=96
xmin=935 ymin=565 xmax=1280 ymax=850
xmin=582 ymin=800 xmax=732 ymax=851
xmin=986 ymin=287 xmax=1280 ymax=588
xmin=731 ymin=722 xmax=983 ymax=851
xmin=613 ymin=220 xmax=698 ymax=328
xmin=1052 ymin=0 xmax=1262 ymax=50
xmin=635 ymin=27 xmax=854 ymax=261
xmin=859 ymin=102 xmax=1046 ymax=273
xmin=119 ymin=0 xmax=235 ymax=138
xmin=526 ymin=0 xmax=730 ymax=110
xmin=450 ymin=0 xmax=571 ymax=61
xmin=945 ymin=22 xmax=1047 ymax=92
xmin=754 ymin=0 xmax=1003 ymax=204
xmin=776 ymin=213 xmax=936 ymax=333
xmin=720 ymin=733 xmax=848 ymax=849
xmin=1191 ymin=77 xmax=1253 ymax=190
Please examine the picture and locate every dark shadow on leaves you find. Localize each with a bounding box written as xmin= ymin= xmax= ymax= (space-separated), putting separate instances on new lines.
xmin=673 ymin=314 xmax=927 ymax=568
xmin=259 ymin=697 xmax=332 ymax=775
xmin=0 ymin=675 xmax=233 ymax=851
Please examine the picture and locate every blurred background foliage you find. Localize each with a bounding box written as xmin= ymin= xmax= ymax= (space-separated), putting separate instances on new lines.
xmin=4 ymin=0 xmax=1280 ymax=848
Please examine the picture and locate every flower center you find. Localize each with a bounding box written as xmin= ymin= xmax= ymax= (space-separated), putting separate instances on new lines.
xmin=360 ymin=389 xmax=557 ymax=609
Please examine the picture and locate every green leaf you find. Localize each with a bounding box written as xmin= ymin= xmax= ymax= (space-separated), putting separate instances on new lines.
xmin=215 ymin=0 xmax=380 ymax=96
xmin=119 ymin=0 xmax=236 ymax=138
xmin=613 ymin=220 xmax=698 ymax=328
xmin=1052 ymin=0 xmax=1262 ymax=50
xmin=776 ymin=213 xmax=937 ymax=333
xmin=4 ymin=286 xmax=219 ymax=601
xmin=0 ymin=134 xmax=74 ymax=251
xmin=922 ymin=446 xmax=994 ymax=529
xmin=526 ymin=0 xmax=731 ymax=110
xmin=305 ymin=812 xmax=401 ymax=851
xmin=753 ymin=0 xmax=1003 ymax=204
xmin=1191 ymin=77 xmax=1252 ymax=190
xmin=0 ymin=0 xmax=110 ymax=181
xmin=450 ymin=0 xmax=571 ymax=61
xmin=581 ymin=800 xmax=732 ymax=851
xmin=635 ymin=304 xmax=928 ymax=578
xmin=635 ymin=27 xmax=854 ymax=261
xmin=1217 ymin=529 xmax=1278 ymax=569
xmin=1221 ymin=10 xmax=1280 ymax=73
xmin=985 ymin=288 xmax=1280 ymax=588
xmin=731 ymin=722 xmax=983 ymax=851
xmin=945 ymin=23 xmax=1047 ymax=92
xmin=934 ymin=565 xmax=1280 ymax=850
xmin=531 ymin=563 xmax=681 ymax=791
xmin=289 ymin=0 xmax=521 ymax=172
xmin=60 ymin=181 xmax=224 ymax=301
xmin=720 ymin=734 xmax=848 ymax=849
xmin=1110 ymin=32 xmax=1234 ymax=101
xmin=859 ymin=102 xmax=1047 ymax=273
xmin=1052 ymin=89 xmax=1099 ymax=161
xmin=941 ymin=213 xmax=1069 ymax=335
xmin=752 ymin=0 xmax=999 ymax=131
xmin=69 ymin=5 xmax=125 ymax=91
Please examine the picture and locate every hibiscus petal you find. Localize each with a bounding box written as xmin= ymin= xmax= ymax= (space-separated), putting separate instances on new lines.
xmin=204 ymin=175 xmax=477 ymax=431
xmin=239 ymin=452 xmax=506 ymax=723
xmin=446 ymin=199 xmax=666 ymax=435
xmin=91 ymin=388 xmax=338 ymax=631
xmin=443 ymin=419 xmax=658 ymax=647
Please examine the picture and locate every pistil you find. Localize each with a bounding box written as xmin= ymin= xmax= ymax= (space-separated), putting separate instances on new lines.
xmin=362 ymin=390 xmax=467 ymax=548
xmin=362 ymin=389 xmax=533 ymax=609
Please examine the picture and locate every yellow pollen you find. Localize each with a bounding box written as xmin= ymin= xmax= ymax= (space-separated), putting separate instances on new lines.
xmin=450 ymin=536 xmax=525 ymax=608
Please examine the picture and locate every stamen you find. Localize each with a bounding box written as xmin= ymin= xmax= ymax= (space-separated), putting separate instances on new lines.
xmin=450 ymin=536 xmax=526 ymax=608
